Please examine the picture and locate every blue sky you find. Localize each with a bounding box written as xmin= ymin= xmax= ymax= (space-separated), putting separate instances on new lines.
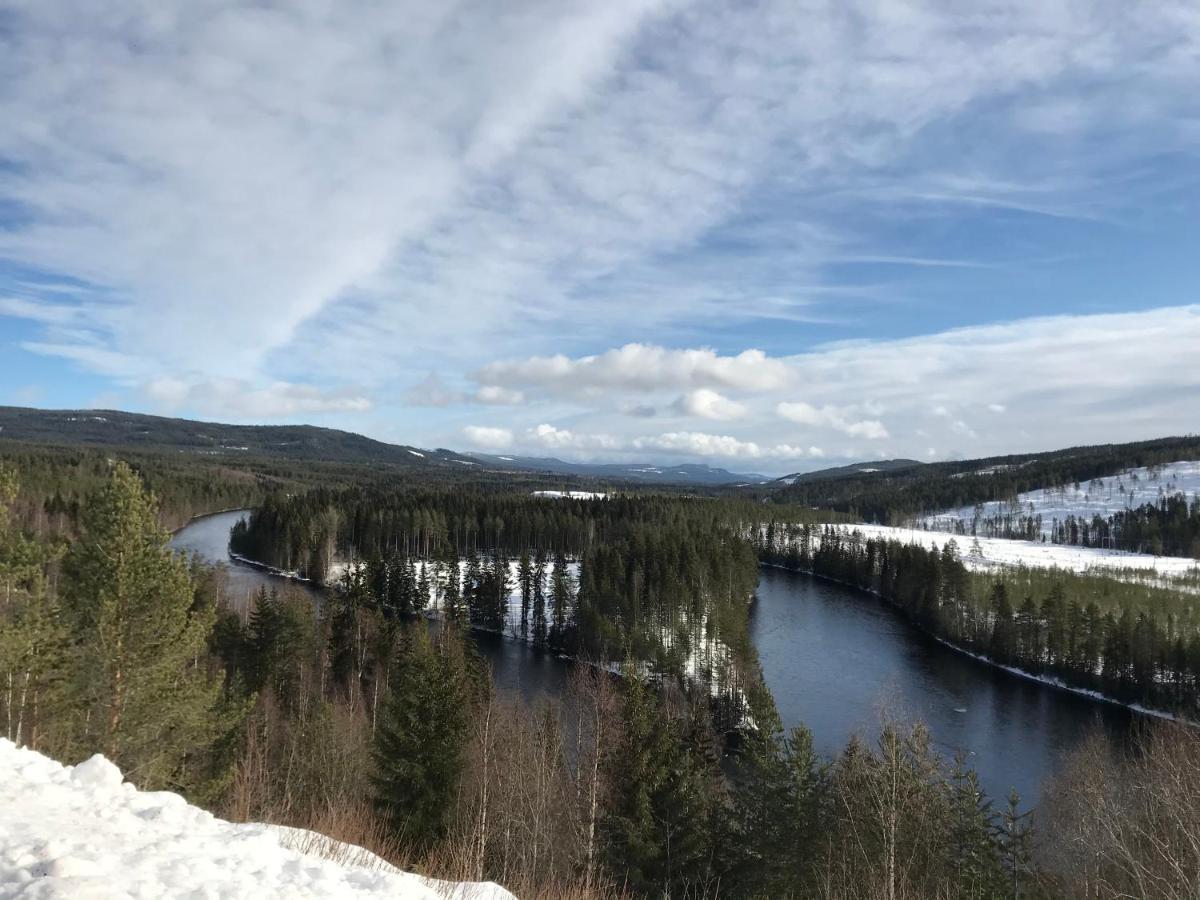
xmin=2 ymin=1 xmax=1199 ymax=474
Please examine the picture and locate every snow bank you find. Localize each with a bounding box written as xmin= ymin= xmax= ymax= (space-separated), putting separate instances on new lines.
xmin=0 ymin=740 xmax=514 ymax=900
xmin=830 ymin=523 xmax=1200 ymax=578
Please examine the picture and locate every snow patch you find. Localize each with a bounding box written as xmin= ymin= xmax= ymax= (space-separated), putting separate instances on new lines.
xmin=831 ymin=523 xmax=1200 ymax=579
xmin=530 ymin=490 xmax=607 ymax=500
xmin=0 ymin=739 xmax=514 ymax=899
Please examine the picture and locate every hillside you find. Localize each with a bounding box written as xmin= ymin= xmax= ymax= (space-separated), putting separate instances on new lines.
xmin=775 ymin=458 xmax=923 ymax=485
xmin=0 ymin=406 xmax=481 ymax=470
xmin=0 ymin=739 xmax=512 ymax=899
xmin=770 ymin=435 xmax=1200 ymax=521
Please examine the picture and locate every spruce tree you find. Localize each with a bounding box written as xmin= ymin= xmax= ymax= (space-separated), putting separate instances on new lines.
xmin=372 ymin=622 xmax=471 ymax=848
xmin=62 ymin=462 xmax=233 ymax=796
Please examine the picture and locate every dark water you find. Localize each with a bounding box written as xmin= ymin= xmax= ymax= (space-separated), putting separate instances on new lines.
xmin=750 ymin=566 xmax=1134 ymax=807
xmin=173 ymin=511 xmax=1131 ymax=807
xmin=170 ymin=510 xmax=570 ymax=704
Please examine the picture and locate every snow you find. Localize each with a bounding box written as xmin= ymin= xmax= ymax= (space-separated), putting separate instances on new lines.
xmin=0 ymin=739 xmax=515 ymax=900
xmin=923 ymin=459 xmax=1200 ymax=537
xmin=530 ymin=490 xmax=607 ymax=500
xmin=407 ymin=450 xmax=425 ymax=458
xmin=829 ymin=523 xmax=1200 ymax=578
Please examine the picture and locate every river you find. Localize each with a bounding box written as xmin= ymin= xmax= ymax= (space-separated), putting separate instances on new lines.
xmin=173 ymin=510 xmax=1134 ymax=807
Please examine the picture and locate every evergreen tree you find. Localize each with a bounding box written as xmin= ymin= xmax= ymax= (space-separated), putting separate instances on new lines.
xmin=372 ymin=622 xmax=472 ymax=848
xmin=601 ymin=668 xmax=717 ymax=896
xmin=62 ymin=462 xmax=234 ymax=796
xmin=517 ymin=550 xmax=533 ymax=640
xmin=0 ymin=466 xmax=68 ymax=752
xmin=549 ymin=552 xmax=572 ymax=650
xmin=1000 ymin=789 xmax=1033 ymax=899
xmin=531 ymin=549 xmax=548 ymax=647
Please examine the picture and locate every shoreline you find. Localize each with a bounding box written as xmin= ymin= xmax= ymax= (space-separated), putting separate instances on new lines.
xmin=760 ymin=560 xmax=1194 ymax=725
xmin=167 ymin=506 xmax=250 ymax=536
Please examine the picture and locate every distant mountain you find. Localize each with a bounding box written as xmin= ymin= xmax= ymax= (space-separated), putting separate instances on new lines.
xmin=468 ymin=454 xmax=772 ymax=485
xmin=0 ymin=406 xmax=484 ymax=470
xmin=774 ymin=459 xmax=924 ymax=486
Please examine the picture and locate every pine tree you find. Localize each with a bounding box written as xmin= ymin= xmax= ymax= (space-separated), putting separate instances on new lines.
xmin=517 ymin=550 xmax=533 ymax=640
xmin=0 ymin=466 xmax=68 ymax=752
xmin=62 ymin=462 xmax=234 ymax=796
xmin=531 ymin=549 xmax=548 ymax=647
xmin=999 ymin=789 xmax=1033 ymax=899
xmin=372 ymin=622 xmax=472 ymax=848
xmin=601 ymin=667 xmax=716 ymax=895
xmin=717 ymin=681 xmax=823 ymax=895
xmin=949 ymin=751 xmax=1003 ymax=898
xmin=549 ymin=552 xmax=572 ymax=650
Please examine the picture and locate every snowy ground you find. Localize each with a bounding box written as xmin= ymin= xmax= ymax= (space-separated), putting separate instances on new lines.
xmin=921 ymin=459 xmax=1200 ymax=537
xmin=829 ymin=523 xmax=1200 ymax=579
xmin=0 ymin=739 xmax=514 ymax=900
xmin=530 ymin=490 xmax=608 ymax=500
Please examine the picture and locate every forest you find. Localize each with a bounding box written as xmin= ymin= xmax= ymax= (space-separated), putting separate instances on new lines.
xmin=3 ymin=456 xmax=1200 ymax=898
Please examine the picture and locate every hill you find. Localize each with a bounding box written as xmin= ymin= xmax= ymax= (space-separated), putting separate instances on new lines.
xmin=770 ymin=435 xmax=1200 ymax=521
xmin=775 ymin=458 xmax=923 ymax=486
xmin=469 ymin=453 xmax=771 ymax=485
xmin=0 ymin=406 xmax=485 ymax=470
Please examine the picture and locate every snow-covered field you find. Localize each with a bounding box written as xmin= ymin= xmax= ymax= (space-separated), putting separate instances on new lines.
xmin=830 ymin=523 xmax=1200 ymax=579
xmin=922 ymin=459 xmax=1200 ymax=537
xmin=0 ymin=739 xmax=514 ymax=900
xmin=530 ymin=490 xmax=608 ymax=500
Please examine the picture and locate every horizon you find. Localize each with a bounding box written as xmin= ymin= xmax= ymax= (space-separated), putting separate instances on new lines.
xmin=2 ymin=3 xmax=1199 ymax=470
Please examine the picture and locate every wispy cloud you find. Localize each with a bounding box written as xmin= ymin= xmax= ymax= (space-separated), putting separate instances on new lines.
xmin=0 ymin=0 xmax=1197 ymax=449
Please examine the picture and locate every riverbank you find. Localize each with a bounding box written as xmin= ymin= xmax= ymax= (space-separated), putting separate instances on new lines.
xmin=760 ymin=560 xmax=1192 ymax=725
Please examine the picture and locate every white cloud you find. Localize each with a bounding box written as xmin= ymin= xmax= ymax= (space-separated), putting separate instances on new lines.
xmin=631 ymin=432 xmax=810 ymax=460
xmin=523 ymin=423 xmax=618 ymax=451
xmin=405 ymin=375 xmax=524 ymax=407
xmin=474 ymin=385 xmax=525 ymax=406
xmin=463 ymin=425 xmax=515 ymax=448
xmin=477 ymin=344 xmax=793 ymax=396
xmin=673 ymin=388 xmax=746 ymax=421
xmin=448 ymin=305 xmax=1200 ymax=471
xmin=144 ymin=377 xmax=371 ymax=418
xmin=776 ymin=401 xmax=889 ymax=440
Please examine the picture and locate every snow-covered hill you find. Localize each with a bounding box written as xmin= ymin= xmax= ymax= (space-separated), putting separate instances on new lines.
xmin=922 ymin=459 xmax=1200 ymax=537
xmin=0 ymin=739 xmax=514 ymax=900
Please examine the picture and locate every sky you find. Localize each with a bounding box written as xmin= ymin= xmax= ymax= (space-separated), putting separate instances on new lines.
xmin=1 ymin=0 xmax=1198 ymax=475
